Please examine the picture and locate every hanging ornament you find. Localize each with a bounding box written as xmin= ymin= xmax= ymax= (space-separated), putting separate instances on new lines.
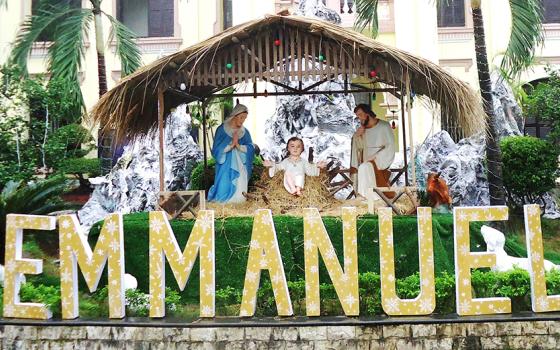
xmin=372 ymin=92 xmax=377 ymax=101
xmin=274 ymin=39 xmax=281 ymax=46
xmin=369 ymin=70 xmax=377 ymax=78
xmin=318 ymin=54 xmax=325 ymax=62
xmin=179 ymin=83 xmax=186 ymax=91
xmin=226 ymin=63 xmax=233 ymax=69
xmin=391 ymin=120 xmax=397 ymax=129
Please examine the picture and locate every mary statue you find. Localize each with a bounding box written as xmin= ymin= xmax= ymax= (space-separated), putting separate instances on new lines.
xmin=208 ymin=103 xmax=255 ymax=203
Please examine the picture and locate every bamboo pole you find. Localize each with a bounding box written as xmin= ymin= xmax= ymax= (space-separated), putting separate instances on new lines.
xmin=405 ymin=70 xmax=416 ymax=186
xmin=158 ymin=86 xmax=165 ymax=192
xmin=400 ymin=92 xmax=409 ymax=186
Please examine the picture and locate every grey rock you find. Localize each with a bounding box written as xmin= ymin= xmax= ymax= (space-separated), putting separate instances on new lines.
xmin=78 ymin=105 xmax=202 ymax=233
xmin=405 ymin=74 xmax=560 ymax=217
xmin=295 ymin=0 xmax=342 ymax=24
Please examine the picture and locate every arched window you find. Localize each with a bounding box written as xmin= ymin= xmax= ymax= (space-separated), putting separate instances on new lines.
xmin=117 ymin=0 xmax=174 ymax=38
xmin=437 ymin=0 xmax=466 ymax=28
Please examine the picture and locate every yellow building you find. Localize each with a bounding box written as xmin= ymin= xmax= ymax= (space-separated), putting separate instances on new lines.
xmin=1 ymin=0 xmax=559 ymax=149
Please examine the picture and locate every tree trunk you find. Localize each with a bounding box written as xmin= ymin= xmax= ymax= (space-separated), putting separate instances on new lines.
xmin=93 ymin=6 xmax=107 ymax=97
xmin=471 ymin=4 xmax=506 ymax=206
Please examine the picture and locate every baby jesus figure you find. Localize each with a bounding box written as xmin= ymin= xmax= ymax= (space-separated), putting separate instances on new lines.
xmin=263 ymin=137 xmax=327 ymax=196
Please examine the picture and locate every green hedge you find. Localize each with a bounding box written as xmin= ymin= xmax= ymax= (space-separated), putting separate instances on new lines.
xmin=89 ymin=213 xmax=498 ymax=302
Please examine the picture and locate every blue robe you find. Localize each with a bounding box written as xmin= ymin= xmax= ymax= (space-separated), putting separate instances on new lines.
xmin=208 ymin=124 xmax=255 ymax=202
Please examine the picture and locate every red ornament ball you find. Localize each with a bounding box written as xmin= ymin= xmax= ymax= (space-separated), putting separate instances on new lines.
xmin=274 ymin=39 xmax=281 ymax=46
xmin=369 ymin=70 xmax=378 ymax=78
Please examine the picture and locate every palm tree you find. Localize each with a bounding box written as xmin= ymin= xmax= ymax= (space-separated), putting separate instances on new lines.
xmin=9 ymin=0 xmax=142 ymax=111
xmin=355 ymin=0 xmax=544 ymax=206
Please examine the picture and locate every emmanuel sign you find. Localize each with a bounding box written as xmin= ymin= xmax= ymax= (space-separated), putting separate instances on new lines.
xmin=2 ymin=205 xmax=558 ymax=319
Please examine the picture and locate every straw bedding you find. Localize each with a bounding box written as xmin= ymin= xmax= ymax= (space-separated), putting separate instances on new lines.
xmin=200 ymin=170 xmax=415 ymax=218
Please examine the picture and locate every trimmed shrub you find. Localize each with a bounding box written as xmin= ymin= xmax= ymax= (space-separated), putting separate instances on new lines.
xmin=89 ymin=213 xmax=487 ymax=303
xmin=58 ymin=157 xmax=101 ymax=188
xmin=500 ymin=136 xmax=558 ymax=208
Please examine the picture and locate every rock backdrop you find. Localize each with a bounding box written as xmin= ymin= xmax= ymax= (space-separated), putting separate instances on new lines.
xmin=78 ymin=105 xmax=202 ymax=233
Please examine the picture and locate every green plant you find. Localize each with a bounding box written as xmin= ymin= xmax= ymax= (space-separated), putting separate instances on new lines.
xmin=216 ymin=286 xmax=241 ymax=307
xmin=525 ymin=67 xmax=560 ymax=144
xmin=125 ymin=288 xmax=150 ymax=316
xmin=0 ymin=176 xmax=78 ymax=264
xmin=19 ymin=283 xmax=61 ymax=316
xmin=434 ymin=271 xmax=455 ymax=314
xmin=45 ymin=124 xmax=95 ymax=169
xmin=500 ymin=136 xmax=559 ymax=208
xmin=58 ymin=157 xmax=101 ymax=188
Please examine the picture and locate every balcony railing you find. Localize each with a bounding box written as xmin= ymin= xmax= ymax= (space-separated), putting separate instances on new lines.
xmin=275 ymin=0 xmax=393 ymax=31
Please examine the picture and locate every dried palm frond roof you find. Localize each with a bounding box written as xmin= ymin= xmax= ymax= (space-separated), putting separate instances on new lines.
xmin=91 ymin=14 xmax=485 ymax=142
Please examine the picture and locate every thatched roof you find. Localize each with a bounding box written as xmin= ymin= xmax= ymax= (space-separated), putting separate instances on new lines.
xmin=91 ymin=14 xmax=485 ymax=141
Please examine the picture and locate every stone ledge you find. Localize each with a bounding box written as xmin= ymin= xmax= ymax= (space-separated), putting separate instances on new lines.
xmin=1 ymin=321 xmax=560 ymax=349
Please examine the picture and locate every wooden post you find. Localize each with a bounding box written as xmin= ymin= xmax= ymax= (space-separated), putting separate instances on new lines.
xmin=158 ymin=86 xmax=165 ymax=192
xmin=400 ymin=92 xmax=409 ymax=186
xmin=405 ymin=70 xmax=416 ymax=186
xmin=202 ymin=101 xmax=209 ymax=190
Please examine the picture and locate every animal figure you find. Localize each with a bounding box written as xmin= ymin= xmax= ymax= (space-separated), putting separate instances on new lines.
xmin=124 ymin=273 xmax=138 ymax=290
xmin=481 ymin=225 xmax=558 ymax=272
xmin=427 ymin=173 xmax=452 ymax=212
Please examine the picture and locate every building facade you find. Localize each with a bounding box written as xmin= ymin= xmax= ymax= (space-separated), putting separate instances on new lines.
xmin=0 ymin=0 xmax=559 ymax=148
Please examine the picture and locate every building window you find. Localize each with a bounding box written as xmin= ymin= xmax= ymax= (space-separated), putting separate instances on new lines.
xmin=32 ymin=0 xmax=81 ymax=41
xmin=117 ymin=0 xmax=174 ymax=38
xmin=437 ymin=0 xmax=466 ymax=27
xmin=543 ymin=0 xmax=560 ymax=24
xmin=524 ymin=116 xmax=551 ymax=139
xmin=223 ymin=0 xmax=232 ymax=29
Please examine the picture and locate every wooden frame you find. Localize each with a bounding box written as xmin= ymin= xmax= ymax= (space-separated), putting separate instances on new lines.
xmin=157 ymin=190 xmax=206 ymax=219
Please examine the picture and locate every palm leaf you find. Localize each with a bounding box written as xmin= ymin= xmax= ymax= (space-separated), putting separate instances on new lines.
xmin=8 ymin=1 xmax=76 ymax=75
xmin=1 ymin=180 xmax=23 ymax=200
xmin=47 ymin=8 xmax=93 ymax=113
xmin=355 ymin=0 xmax=447 ymax=37
xmin=501 ymin=0 xmax=544 ymax=78
xmin=354 ymin=0 xmax=380 ymax=37
xmin=105 ymin=13 xmax=143 ymax=77
xmin=4 ymin=176 xmax=75 ymax=214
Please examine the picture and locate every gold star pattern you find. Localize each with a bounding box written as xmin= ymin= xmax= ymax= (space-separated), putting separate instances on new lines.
xmin=524 ymin=204 xmax=560 ymax=312
xmin=3 ymin=214 xmax=56 ymax=319
xmin=378 ymin=207 xmax=435 ymax=316
xmin=239 ymin=209 xmax=293 ymax=317
xmin=59 ymin=214 xmax=125 ymax=319
xmin=303 ymin=207 xmax=359 ymax=316
xmin=453 ymin=206 xmax=511 ymax=316
xmin=149 ymin=210 xmax=215 ymax=318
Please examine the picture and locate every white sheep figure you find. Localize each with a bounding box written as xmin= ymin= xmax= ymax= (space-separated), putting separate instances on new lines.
xmin=480 ymin=225 xmax=558 ymax=272
xmin=124 ymin=273 xmax=138 ymax=290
